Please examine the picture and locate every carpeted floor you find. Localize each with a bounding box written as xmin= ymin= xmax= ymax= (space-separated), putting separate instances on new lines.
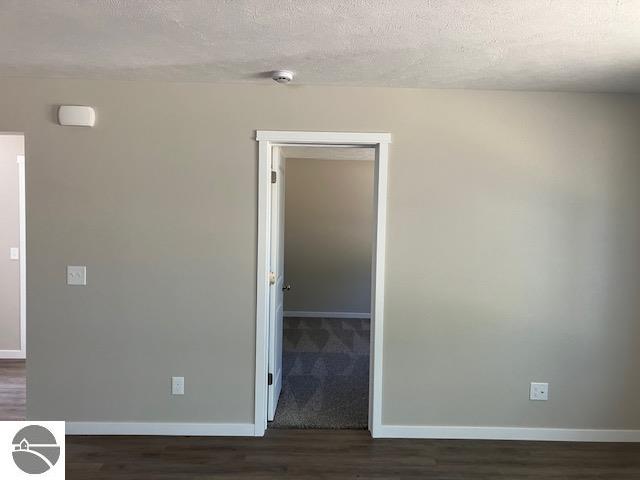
xmin=270 ymin=317 xmax=370 ymax=429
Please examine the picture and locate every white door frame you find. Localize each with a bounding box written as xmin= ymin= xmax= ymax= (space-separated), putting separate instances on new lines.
xmin=0 ymin=152 xmax=26 ymax=359
xmin=254 ymin=130 xmax=391 ymax=437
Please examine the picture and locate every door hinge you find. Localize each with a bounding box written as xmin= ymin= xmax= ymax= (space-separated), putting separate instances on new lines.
xmin=271 ymin=170 xmax=277 ymax=183
xmin=268 ymin=373 xmax=273 ymax=385
xmin=269 ymin=271 xmax=276 ymax=285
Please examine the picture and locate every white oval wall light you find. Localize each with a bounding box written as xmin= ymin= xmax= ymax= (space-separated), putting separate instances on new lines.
xmin=58 ymin=105 xmax=96 ymax=127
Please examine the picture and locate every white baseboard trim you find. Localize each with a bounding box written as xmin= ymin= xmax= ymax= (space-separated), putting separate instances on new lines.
xmin=375 ymin=425 xmax=640 ymax=442
xmin=63 ymin=422 xmax=640 ymax=442
xmin=284 ymin=311 xmax=371 ymax=319
xmin=66 ymin=422 xmax=255 ymax=436
xmin=0 ymin=350 xmax=25 ymax=359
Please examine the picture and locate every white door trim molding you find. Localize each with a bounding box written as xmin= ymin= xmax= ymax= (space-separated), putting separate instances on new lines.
xmin=1 ymin=153 xmax=26 ymax=360
xmin=284 ymin=311 xmax=371 ymax=319
xmin=256 ymin=131 xmax=391 ymax=145
xmin=66 ymin=422 xmax=255 ymax=436
xmin=376 ymin=425 xmax=640 ymax=442
xmin=254 ymin=131 xmax=391 ymax=437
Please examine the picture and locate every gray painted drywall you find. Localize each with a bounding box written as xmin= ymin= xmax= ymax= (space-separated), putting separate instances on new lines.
xmin=283 ymin=157 xmax=373 ymax=315
xmin=0 ymin=134 xmax=23 ymax=351
xmin=0 ymin=79 xmax=639 ymax=428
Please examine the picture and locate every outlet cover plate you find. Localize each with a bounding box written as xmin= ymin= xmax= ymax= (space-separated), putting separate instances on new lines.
xmin=172 ymin=376 xmax=185 ymax=395
xmin=530 ymin=382 xmax=549 ymax=401
xmin=67 ymin=265 xmax=87 ymax=285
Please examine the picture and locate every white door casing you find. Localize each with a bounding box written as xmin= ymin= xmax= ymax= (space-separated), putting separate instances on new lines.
xmin=267 ymin=146 xmax=285 ymax=421
xmin=255 ymin=131 xmax=391 ymax=437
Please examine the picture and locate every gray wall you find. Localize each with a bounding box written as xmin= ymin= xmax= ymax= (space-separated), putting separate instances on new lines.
xmin=0 ymin=134 xmax=23 ymax=352
xmin=283 ymin=157 xmax=373 ymax=315
xmin=0 ymin=79 xmax=639 ymax=428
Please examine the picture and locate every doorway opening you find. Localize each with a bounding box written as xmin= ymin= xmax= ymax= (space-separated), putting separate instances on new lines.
xmin=254 ymin=131 xmax=391 ymax=437
xmin=271 ymin=146 xmax=374 ymax=429
xmin=0 ymin=133 xmax=26 ymax=420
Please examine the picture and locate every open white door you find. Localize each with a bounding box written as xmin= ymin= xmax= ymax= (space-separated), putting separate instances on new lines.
xmin=267 ymin=146 xmax=285 ymax=421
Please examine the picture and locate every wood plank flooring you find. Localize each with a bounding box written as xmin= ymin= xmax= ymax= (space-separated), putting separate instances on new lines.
xmin=66 ymin=429 xmax=640 ymax=479
xmin=0 ymin=359 xmax=25 ymax=420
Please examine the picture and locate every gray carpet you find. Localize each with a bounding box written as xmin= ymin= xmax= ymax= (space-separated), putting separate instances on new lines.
xmin=270 ymin=317 xmax=370 ymax=429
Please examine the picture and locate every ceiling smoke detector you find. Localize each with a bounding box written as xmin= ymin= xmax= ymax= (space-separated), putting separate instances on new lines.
xmin=272 ymin=70 xmax=294 ymax=84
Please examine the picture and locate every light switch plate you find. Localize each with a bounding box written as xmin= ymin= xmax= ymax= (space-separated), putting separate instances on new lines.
xmin=67 ymin=265 xmax=87 ymax=285
xmin=9 ymin=247 xmax=19 ymax=260
xmin=530 ymin=382 xmax=549 ymax=401
xmin=172 ymin=377 xmax=185 ymax=395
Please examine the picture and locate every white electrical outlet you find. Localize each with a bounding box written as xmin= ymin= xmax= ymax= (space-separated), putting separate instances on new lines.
xmin=172 ymin=376 xmax=185 ymax=395
xmin=530 ymin=382 xmax=549 ymax=401
xmin=67 ymin=265 xmax=87 ymax=285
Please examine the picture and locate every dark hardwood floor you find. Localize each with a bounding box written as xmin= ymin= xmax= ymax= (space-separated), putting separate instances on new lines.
xmin=67 ymin=429 xmax=640 ymax=479
xmin=0 ymin=359 xmax=25 ymax=420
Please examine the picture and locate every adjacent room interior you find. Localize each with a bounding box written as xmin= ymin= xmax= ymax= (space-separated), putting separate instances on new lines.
xmin=0 ymin=133 xmax=26 ymax=421
xmin=269 ymin=146 xmax=374 ymax=429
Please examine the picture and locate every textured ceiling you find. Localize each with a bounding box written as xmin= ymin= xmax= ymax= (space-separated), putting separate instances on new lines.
xmin=282 ymin=147 xmax=374 ymax=161
xmin=2 ymin=0 xmax=640 ymax=92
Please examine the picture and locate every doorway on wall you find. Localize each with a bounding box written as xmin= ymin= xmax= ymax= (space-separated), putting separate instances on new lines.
xmin=272 ymin=145 xmax=375 ymax=429
xmin=254 ymin=131 xmax=391 ymax=437
xmin=0 ymin=133 xmax=26 ymax=421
